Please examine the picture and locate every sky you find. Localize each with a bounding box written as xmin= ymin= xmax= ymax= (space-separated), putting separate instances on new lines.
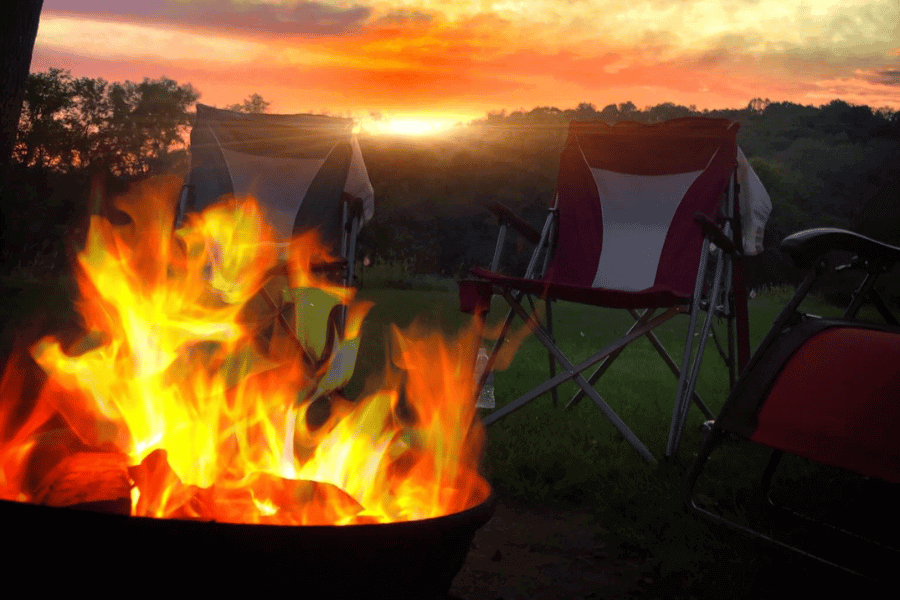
xmin=31 ymin=0 xmax=900 ymax=131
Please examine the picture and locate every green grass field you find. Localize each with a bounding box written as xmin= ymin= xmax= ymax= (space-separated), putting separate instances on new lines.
xmin=347 ymin=280 xmax=893 ymax=593
xmin=1 ymin=273 xmax=892 ymax=594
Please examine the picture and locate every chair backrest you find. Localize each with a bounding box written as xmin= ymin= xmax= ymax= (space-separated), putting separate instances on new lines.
xmin=183 ymin=104 xmax=374 ymax=244
xmin=546 ymin=118 xmax=739 ymax=296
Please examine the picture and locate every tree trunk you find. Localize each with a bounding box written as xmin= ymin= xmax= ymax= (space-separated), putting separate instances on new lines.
xmin=0 ymin=0 xmax=44 ymax=169
xmin=0 ymin=0 xmax=44 ymax=264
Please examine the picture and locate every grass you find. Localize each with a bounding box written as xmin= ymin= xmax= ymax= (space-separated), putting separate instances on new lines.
xmin=0 ymin=275 xmax=79 ymax=360
xmin=344 ymin=283 xmax=894 ymax=595
xmin=1 ymin=274 xmax=893 ymax=596
xmin=355 ymin=260 xmax=454 ymax=293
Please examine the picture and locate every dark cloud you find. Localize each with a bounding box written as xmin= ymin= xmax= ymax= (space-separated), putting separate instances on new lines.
xmin=44 ymin=0 xmax=372 ymax=37
xmin=695 ymin=48 xmax=730 ymax=68
xmin=864 ymin=68 xmax=900 ymax=86
xmin=373 ymin=9 xmax=436 ymax=26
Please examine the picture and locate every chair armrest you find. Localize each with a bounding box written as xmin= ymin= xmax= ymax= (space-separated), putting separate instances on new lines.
xmin=488 ymin=200 xmax=541 ymax=245
xmin=311 ymin=258 xmax=349 ymax=275
xmin=341 ymin=191 xmax=365 ymax=217
xmin=780 ymin=228 xmax=900 ymax=271
xmin=694 ymin=213 xmax=737 ymax=255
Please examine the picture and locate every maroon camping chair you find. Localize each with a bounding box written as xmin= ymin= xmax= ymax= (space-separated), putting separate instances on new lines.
xmin=459 ymin=118 xmax=771 ymax=463
xmin=685 ymin=227 xmax=900 ymax=578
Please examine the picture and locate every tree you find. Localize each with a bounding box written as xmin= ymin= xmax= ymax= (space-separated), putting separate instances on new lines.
xmin=15 ymin=68 xmax=78 ymax=169
xmin=16 ymin=69 xmax=199 ymax=176
xmin=748 ymin=98 xmax=771 ymax=115
xmin=574 ymin=102 xmax=598 ymax=120
xmin=0 ymin=0 xmax=43 ymax=170
xmin=104 ymin=76 xmax=200 ymax=174
xmin=599 ymin=104 xmax=619 ymax=122
xmin=617 ymin=101 xmax=637 ymax=120
xmin=225 ymin=93 xmax=270 ymax=114
xmin=645 ymin=102 xmax=696 ymax=123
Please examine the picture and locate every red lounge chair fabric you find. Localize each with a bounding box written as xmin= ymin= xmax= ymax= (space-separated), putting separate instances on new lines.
xmin=751 ymin=326 xmax=900 ymax=484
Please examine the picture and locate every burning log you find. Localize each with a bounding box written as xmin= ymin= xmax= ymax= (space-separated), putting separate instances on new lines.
xmin=1 ymin=178 xmax=492 ymax=526
xmin=33 ymin=450 xmax=131 ymax=514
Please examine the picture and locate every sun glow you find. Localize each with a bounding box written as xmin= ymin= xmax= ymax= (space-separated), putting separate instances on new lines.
xmin=362 ymin=116 xmax=457 ymax=136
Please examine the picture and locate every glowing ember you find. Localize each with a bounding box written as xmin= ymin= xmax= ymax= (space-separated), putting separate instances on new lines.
xmin=0 ymin=176 xmax=489 ymax=524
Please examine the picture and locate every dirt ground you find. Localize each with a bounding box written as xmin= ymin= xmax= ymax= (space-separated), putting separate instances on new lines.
xmin=447 ymin=495 xmax=656 ymax=600
xmin=445 ymin=492 xmax=889 ymax=600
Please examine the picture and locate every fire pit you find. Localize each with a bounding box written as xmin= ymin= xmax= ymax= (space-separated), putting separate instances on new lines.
xmin=1 ymin=492 xmax=495 ymax=596
xmin=0 ymin=178 xmax=494 ymax=596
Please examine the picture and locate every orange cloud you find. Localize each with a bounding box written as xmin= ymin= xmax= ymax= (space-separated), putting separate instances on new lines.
xmin=33 ymin=0 xmax=900 ymax=118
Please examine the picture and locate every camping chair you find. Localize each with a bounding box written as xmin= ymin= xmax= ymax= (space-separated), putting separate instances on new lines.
xmin=176 ymin=104 xmax=374 ymax=384
xmin=459 ymin=118 xmax=772 ymax=464
xmin=684 ymin=227 xmax=900 ymax=579
xmin=177 ymin=104 xmax=374 ymax=290
xmin=176 ymin=104 xmax=374 ymax=381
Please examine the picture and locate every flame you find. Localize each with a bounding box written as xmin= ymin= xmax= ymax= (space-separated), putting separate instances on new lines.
xmin=0 ymin=176 xmax=489 ymax=524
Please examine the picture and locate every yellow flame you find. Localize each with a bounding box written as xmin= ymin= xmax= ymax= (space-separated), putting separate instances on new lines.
xmin=0 ymin=177 xmax=489 ymax=524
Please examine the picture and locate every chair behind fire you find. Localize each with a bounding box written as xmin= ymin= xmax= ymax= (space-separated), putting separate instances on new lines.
xmin=459 ymin=118 xmax=772 ymax=463
xmin=177 ymin=103 xmax=374 ymax=289
xmin=176 ymin=104 xmax=375 ymax=379
xmin=684 ymin=227 xmax=900 ymax=579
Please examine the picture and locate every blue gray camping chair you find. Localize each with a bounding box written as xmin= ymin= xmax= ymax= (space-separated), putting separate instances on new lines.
xmin=177 ymin=104 xmax=374 ymax=289
xmin=176 ymin=104 xmax=374 ymax=376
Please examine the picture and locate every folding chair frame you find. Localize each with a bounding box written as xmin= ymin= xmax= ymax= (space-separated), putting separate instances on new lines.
xmin=467 ymin=168 xmax=750 ymax=464
xmin=684 ymin=227 xmax=900 ymax=579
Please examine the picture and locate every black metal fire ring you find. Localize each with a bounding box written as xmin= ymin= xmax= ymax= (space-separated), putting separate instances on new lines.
xmin=1 ymin=491 xmax=496 ymax=597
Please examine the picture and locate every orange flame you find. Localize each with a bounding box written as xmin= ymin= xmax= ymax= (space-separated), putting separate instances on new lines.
xmin=0 ymin=176 xmax=489 ymax=524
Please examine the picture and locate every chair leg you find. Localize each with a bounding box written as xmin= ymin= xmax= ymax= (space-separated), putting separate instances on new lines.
xmin=760 ymin=449 xmax=900 ymax=557
xmin=667 ymin=241 xmax=726 ymax=457
xmin=564 ymin=308 xmax=658 ymax=410
xmin=687 ymin=437 xmax=890 ymax=581
xmin=523 ymin=294 xmax=559 ymax=408
xmin=545 ymin=298 xmax=558 ymax=408
xmin=760 ymin=449 xmax=783 ymax=507
xmin=485 ymin=289 xmax=659 ymax=464
xmin=684 ymin=426 xmax=725 ymax=513
xmin=629 ymin=309 xmax=714 ymax=420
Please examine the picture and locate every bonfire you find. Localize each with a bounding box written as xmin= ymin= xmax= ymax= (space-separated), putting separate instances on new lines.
xmin=0 ymin=177 xmax=490 ymax=525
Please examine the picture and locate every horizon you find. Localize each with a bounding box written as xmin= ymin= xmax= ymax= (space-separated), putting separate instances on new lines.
xmin=31 ymin=1 xmax=900 ymax=132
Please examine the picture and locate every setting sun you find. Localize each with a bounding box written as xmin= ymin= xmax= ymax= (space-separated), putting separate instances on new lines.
xmin=362 ymin=117 xmax=456 ymax=136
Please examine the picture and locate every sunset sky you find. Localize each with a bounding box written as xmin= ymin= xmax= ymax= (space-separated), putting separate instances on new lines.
xmin=31 ymin=0 xmax=900 ymax=130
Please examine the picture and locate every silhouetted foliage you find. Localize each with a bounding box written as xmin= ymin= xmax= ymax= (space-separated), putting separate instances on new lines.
xmin=361 ymin=98 xmax=900 ymax=297
xmin=224 ymin=93 xmax=270 ymax=114
xmin=6 ymin=75 xmax=900 ymax=304
xmin=15 ymin=68 xmax=199 ymax=177
xmin=3 ymin=69 xmax=199 ymax=273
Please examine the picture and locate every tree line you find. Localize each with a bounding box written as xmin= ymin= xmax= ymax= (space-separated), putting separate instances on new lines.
xmin=3 ymin=68 xmax=900 ymax=301
xmin=357 ymin=99 xmax=899 ymax=295
xmin=13 ymin=69 xmax=271 ymax=177
xmin=0 ymin=68 xmax=265 ymax=270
